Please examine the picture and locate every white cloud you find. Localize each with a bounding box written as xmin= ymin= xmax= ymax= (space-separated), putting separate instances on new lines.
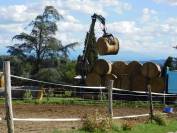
xmin=0 ymin=0 xmax=177 ymax=59
xmin=0 ymin=23 xmax=25 ymax=33
xmin=142 ymin=8 xmax=157 ymax=22
xmin=153 ymin=0 xmax=177 ymax=6
xmin=39 ymin=0 xmax=132 ymax=15
xmin=58 ymin=21 xmax=85 ymax=32
xmin=105 ymin=16 xmax=177 ymax=57
xmin=63 ymin=0 xmax=106 ymax=15
xmin=0 ymin=5 xmax=37 ymax=22
xmin=0 ymin=35 xmax=11 ymax=45
xmin=107 ymin=21 xmax=140 ymax=34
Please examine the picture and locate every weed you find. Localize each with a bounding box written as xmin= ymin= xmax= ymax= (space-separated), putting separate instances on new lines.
xmin=81 ymin=110 xmax=112 ymax=132
xmin=122 ymin=121 xmax=133 ymax=131
xmin=153 ymin=112 xmax=167 ymax=126
xmin=23 ymin=89 xmax=33 ymax=100
xmin=64 ymin=91 xmax=72 ymax=97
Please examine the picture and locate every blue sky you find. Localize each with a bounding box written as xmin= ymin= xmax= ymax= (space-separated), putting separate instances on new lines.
xmin=0 ymin=0 xmax=177 ymax=61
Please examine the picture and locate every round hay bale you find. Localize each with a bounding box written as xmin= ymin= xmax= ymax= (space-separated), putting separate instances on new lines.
xmin=131 ymin=75 xmax=146 ymax=91
xmin=142 ymin=62 xmax=161 ymax=78
xmin=96 ymin=37 xmax=119 ymax=55
xmin=120 ymin=75 xmax=130 ymax=90
xmin=85 ymin=73 xmax=102 ymax=86
xmin=114 ymin=76 xmax=121 ymax=88
xmin=112 ymin=61 xmax=128 ymax=76
xmin=101 ymin=74 xmax=117 ymax=87
xmin=149 ymin=77 xmax=165 ymax=93
xmin=128 ymin=61 xmax=142 ymax=78
xmin=93 ymin=59 xmax=112 ymax=75
xmin=0 ymin=74 xmax=4 ymax=88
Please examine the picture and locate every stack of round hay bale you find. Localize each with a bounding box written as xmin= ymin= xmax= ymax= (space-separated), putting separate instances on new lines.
xmin=85 ymin=59 xmax=117 ymax=87
xmin=141 ymin=62 xmax=165 ymax=93
xmin=112 ymin=61 xmax=129 ymax=89
xmin=127 ymin=61 xmax=144 ymax=91
xmin=85 ymin=59 xmax=165 ymax=93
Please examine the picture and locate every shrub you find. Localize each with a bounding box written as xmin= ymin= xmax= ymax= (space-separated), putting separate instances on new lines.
xmin=64 ymin=91 xmax=72 ymax=97
xmin=153 ymin=113 xmax=167 ymax=126
xmin=81 ymin=111 xmax=112 ymax=132
xmin=111 ymin=122 xmax=121 ymax=132
xmin=23 ymin=90 xmax=33 ymax=100
xmin=122 ymin=121 xmax=133 ymax=131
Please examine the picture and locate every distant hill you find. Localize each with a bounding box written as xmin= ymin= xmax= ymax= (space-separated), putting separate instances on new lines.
xmin=140 ymin=59 xmax=165 ymax=67
xmin=123 ymin=59 xmax=165 ymax=67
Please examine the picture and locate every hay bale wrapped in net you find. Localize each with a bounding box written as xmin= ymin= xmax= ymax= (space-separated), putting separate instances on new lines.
xmin=142 ymin=62 xmax=161 ymax=78
xmin=101 ymin=74 xmax=117 ymax=87
xmin=93 ymin=59 xmax=112 ymax=75
xmin=131 ymin=75 xmax=146 ymax=91
xmin=128 ymin=61 xmax=142 ymax=78
xmin=96 ymin=37 xmax=119 ymax=55
xmin=149 ymin=77 xmax=165 ymax=93
xmin=0 ymin=74 xmax=4 ymax=88
xmin=112 ymin=61 xmax=128 ymax=76
xmin=85 ymin=73 xmax=102 ymax=86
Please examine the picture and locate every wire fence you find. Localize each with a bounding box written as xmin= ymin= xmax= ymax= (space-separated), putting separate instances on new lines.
xmin=0 ymin=65 xmax=177 ymax=133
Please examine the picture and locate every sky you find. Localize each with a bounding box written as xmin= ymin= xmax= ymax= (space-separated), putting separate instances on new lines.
xmin=0 ymin=0 xmax=177 ymax=61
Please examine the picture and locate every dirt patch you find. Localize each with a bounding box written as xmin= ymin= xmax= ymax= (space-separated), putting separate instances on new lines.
xmin=0 ymin=104 xmax=176 ymax=133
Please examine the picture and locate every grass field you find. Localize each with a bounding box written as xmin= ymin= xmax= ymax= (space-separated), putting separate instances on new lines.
xmin=51 ymin=120 xmax=177 ymax=133
xmin=0 ymin=97 xmax=170 ymax=108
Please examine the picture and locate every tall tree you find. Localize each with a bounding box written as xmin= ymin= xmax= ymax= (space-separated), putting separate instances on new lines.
xmin=8 ymin=6 xmax=78 ymax=71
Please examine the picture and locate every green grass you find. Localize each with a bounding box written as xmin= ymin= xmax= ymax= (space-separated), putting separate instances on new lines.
xmin=119 ymin=120 xmax=177 ymax=133
xmin=0 ymin=97 xmax=172 ymax=108
xmin=52 ymin=120 xmax=177 ymax=133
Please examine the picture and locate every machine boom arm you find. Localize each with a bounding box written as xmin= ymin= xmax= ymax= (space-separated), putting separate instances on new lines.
xmin=76 ymin=13 xmax=108 ymax=84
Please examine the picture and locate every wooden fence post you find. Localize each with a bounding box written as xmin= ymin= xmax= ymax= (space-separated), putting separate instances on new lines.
xmin=4 ymin=61 xmax=14 ymax=133
xmin=147 ymin=84 xmax=154 ymax=122
xmin=107 ymin=80 xmax=113 ymax=118
xmin=163 ymin=90 xmax=166 ymax=107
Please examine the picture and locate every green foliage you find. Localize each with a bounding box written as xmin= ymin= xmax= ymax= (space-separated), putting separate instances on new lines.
xmin=58 ymin=60 xmax=76 ymax=83
xmin=9 ymin=6 xmax=63 ymax=70
xmin=111 ymin=122 xmax=121 ymax=132
xmin=23 ymin=90 xmax=33 ymax=100
xmin=162 ymin=56 xmax=177 ymax=76
xmin=34 ymin=68 xmax=61 ymax=83
xmin=64 ymin=91 xmax=72 ymax=97
xmin=152 ymin=113 xmax=167 ymax=126
xmin=122 ymin=121 xmax=133 ymax=131
xmin=85 ymin=32 xmax=98 ymax=72
xmin=8 ymin=6 xmax=78 ymax=73
xmin=81 ymin=111 xmax=112 ymax=132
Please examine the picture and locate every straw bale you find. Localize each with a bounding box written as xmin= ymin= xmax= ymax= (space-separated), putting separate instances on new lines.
xmin=131 ymin=75 xmax=146 ymax=91
xmin=112 ymin=61 xmax=128 ymax=76
xmin=96 ymin=37 xmax=119 ymax=55
xmin=128 ymin=61 xmax=142 ymax=78
xmin=142 ymin=62 xmax=161 ymax=78
xmin=149 ymin=77 xmax=165 ymax=93
xmin=101 ymin=74 xmax=117 ymax=87
xmin=85 ymin=73 xmax=102 ymax=86
xmin=93 ymin=59 xmax=112 ymax=75
xmin=120 ymin=75 xmax=130 ymax=90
